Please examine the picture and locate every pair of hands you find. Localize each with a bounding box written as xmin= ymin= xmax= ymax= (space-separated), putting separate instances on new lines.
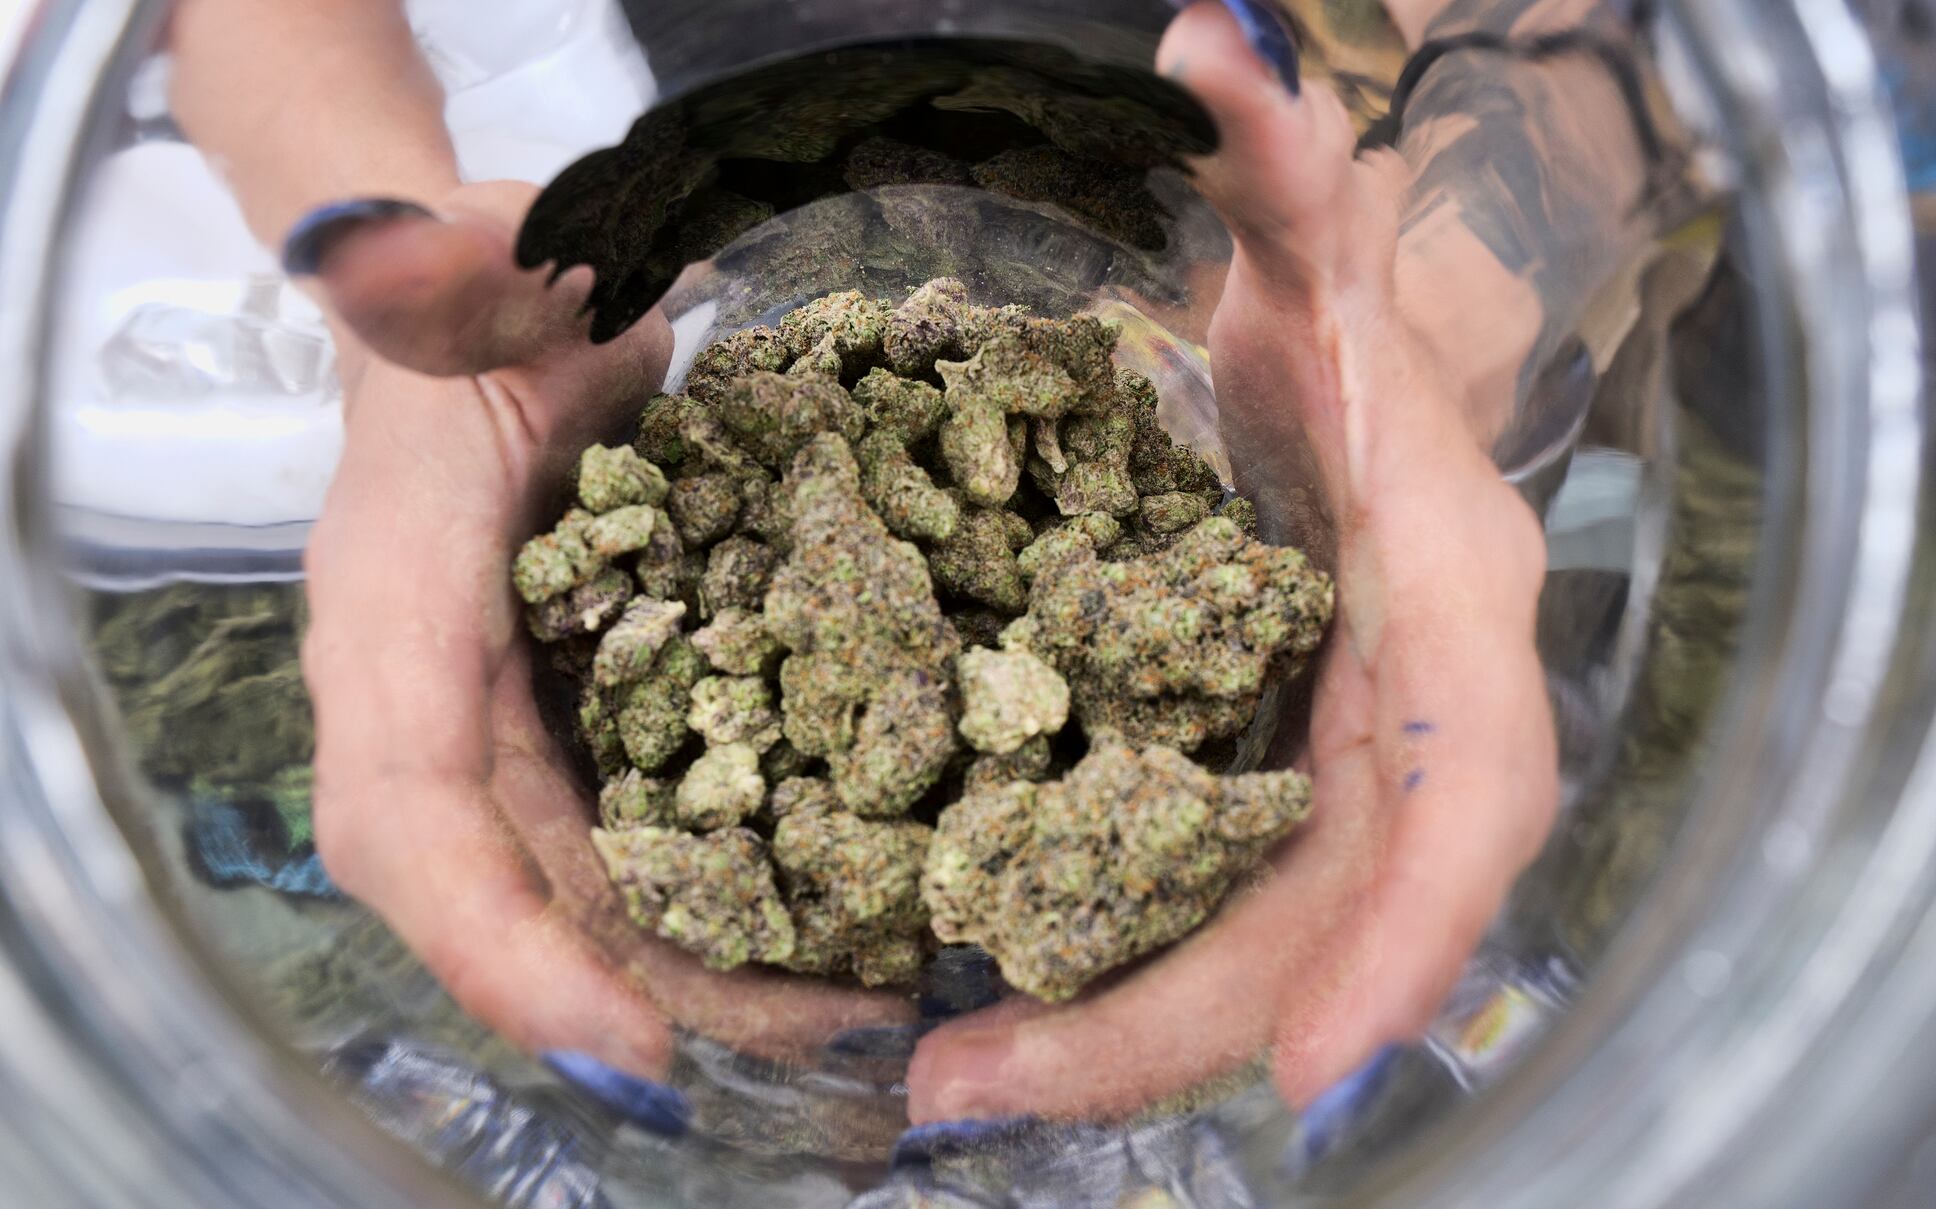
xmin=297 ymin=1 xmax=1555 ymax=1126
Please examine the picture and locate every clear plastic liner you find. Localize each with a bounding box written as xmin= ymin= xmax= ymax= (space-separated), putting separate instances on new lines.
xmin=325 ymin=1038 xmax=613 ymax=1209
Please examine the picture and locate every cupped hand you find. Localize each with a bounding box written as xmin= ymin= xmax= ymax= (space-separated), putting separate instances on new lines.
xmin=296 ymin=181 xmax=916 ymax=1079
xmin=905 ymin=2 xmax=1558 ymax=1122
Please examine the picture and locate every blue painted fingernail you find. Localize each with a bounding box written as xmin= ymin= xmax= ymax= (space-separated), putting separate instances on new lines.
xmin=282 ymin=197 xmax=434 ymax=276
xmin=890 ymin=1117 xmax=1041 ymax=1168
xmin=1220 ymin=0 xmax=1302 ymax=96
xmin=542 ymin=1051 xmax=691 ymax=1138
xmin=825 ymin=1024 xmax=925 ymax=1061
xmin=1299 ymin=1045 xmax=1398 ymax=1161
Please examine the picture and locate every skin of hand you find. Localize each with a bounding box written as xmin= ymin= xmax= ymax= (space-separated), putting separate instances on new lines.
xmin=903 ymin=0 xmax=1558 ymax=1123
xmin=168 ymin=0 xmax=914 ymax=1080
xmin=295 ymin=184 xmax=919 ymax=1075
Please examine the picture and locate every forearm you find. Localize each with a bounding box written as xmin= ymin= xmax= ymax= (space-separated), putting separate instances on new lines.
xmin=167 ymin=0 xmax=461 ymax=246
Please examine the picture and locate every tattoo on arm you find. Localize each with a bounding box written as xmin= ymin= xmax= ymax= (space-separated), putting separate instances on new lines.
xmin=1355 ymin=0 xmax=1667 ymax=395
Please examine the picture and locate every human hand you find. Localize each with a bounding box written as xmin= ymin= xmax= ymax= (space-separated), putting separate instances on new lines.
xmin=904 ymin=0 xmax=1558 ymax=1122
xmin=292 ymin=182 xmax=917 ymax=1090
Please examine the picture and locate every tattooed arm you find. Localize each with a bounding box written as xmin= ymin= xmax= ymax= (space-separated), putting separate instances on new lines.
xmin=1385 ymin=0 xmax=1654 ymax=440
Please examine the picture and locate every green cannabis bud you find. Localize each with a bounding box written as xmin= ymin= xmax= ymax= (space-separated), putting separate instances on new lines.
xmin=924 ymin=743 xmax=1313 ymax=1001
xmin=524 ymin=280 xmax=1332 ymax=995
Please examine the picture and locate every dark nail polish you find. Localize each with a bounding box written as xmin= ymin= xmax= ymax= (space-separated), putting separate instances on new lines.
xmin=920 ymin=945 xmax=1004 ymax=1020
xmin=542 ymin=1051 xmax=691 ymax=1138
xmin=281 ymin=197 xmax=434 ymax=276
xmin=1298 ymin=1045 xmax=1399 ymax=1160
xmin=824 ymin=1024 xmax=925 ymax=1062
xmin=890 ymin=1116 xmax=1041 ymax=1168
xmin=1220 ymin=0 xmax=1302 ymax=96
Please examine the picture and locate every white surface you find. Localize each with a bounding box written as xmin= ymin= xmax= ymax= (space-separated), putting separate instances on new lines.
xmin=0 ymin=0 xmax=26 ymax=68
xmin=1544 ymin=448 xmax=1644 ymax=573
xmin=48 ymin=0 xmax=654 ymax=535
xmin=50 ymin=143 xmax=341 ymax=528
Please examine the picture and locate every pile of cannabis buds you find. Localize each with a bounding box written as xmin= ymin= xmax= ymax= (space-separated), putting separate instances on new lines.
xmin=513 ymin=279 xmax=1333 ymax=1002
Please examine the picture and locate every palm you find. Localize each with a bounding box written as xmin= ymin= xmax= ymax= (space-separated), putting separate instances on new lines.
xmin=302 ymin=186 xmax=913 ymax=1077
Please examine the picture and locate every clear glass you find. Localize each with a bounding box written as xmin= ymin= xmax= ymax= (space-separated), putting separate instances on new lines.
xmin=2 ymin=1 xmax=1933 ymax=1208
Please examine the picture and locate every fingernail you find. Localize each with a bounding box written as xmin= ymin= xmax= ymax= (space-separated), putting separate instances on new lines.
xmin=1220 ymin=0 xmax=1302 ymax=96
xmin=890 ymin=1116 xmax=1042 ymax=1168
xmin=920 ymin=945 xmax=1003 ymax=1020
xmin=542 ymin=1051 xmax=691 ymax=1138
xmin=824 ymin=1024 xmax=925 ymax=1062
xmin=282 ymin=197 xmax=434 ymax=276
xmin=1298 ymin=1045 xmax=1399 ymax=1160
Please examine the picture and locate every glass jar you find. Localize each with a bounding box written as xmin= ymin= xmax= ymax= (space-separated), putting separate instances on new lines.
xmin=2 ymin=0 xmax=1933 ymax=1206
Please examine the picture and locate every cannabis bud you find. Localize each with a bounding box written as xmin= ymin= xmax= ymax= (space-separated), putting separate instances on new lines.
xmin=516 ymin=280 xmax=1331 ymax=995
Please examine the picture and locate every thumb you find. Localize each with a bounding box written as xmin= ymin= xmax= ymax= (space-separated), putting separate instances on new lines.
xmin=281 ymin=183 xmax=597 ymax=377
xmin=1157 ymin=0 xmax=1404 ymax=294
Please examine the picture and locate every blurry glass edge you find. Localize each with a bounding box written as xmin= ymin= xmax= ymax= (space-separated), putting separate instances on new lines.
xmin=0 ymin=2 xmax=487 ymax=1208
xmin=1357 ymin=2 xmax=1936 ymax=1208
xmin=1673 ymin=0 xmax=1936 ymax=1202
xmin=59 ymin=512 xmax=309 ymax=589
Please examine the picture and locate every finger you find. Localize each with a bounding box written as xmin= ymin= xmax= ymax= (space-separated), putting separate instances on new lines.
xmin=283 ymin=193 xmax=561 ymax=376
xmin=907 ymin=648 xmax=1552 ymax=1124
xmin=311 ymin=765 xmax=675 ymax=1075
xmin=300 ymin=388 xmax=523 ymax=783
xmin=1272 ymin=399 xmax=1554 ymax=1100
xmin=306 ymin=393 xmax=906 ymax=1078
xmin=282 ymin=183 xmax=672 ymax=391
xmin=908 ymin=430 xmax=1555 ymax=1123
xmin=1158 ymin=1 xmax=1414 ymax=517
xmin=303 ymin=460 xmax=671 ymax=1070
xmin=343 ymin=704 xmax=918 ymax=1071
xmin=631 ymin=950 xmax=924 ymax=1062
xmin=1272 ymin=678 xmax=1553 ymax=1105
xmin=1274 ymin=449 xmax=1555 ymax=1098
xmin=1158 ymin=1 xmax=1401 ymax=293
xmin=905 ymin=775 xmax=1389 ymax=1123
xmin=298 ymin=354 xmax=677 ymax=1073
xmin=484 ymin=653 xmax=923 ymax=1060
